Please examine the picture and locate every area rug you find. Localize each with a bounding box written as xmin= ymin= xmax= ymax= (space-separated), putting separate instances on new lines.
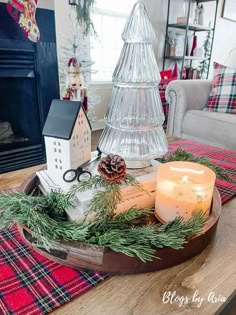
xmin=0 ymin=138 xmax=236 ymax=315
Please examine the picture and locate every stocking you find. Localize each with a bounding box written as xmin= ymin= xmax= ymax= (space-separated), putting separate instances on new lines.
xmin=6 ymin=0 xmax=40 ymax=43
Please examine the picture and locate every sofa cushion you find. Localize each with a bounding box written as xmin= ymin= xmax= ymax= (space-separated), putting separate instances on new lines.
xmin=182 ymin=110 xmax=236 ymax=150
xmin=205 ymin=62 xmax=236 ymax=114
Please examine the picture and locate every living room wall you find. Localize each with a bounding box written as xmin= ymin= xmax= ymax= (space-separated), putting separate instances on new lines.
xmin=210 ymin=0 xmax=236 ymax=70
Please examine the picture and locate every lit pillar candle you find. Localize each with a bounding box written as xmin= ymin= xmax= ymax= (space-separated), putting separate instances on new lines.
xmin=155 ymin=161 xmax=216 ymax=223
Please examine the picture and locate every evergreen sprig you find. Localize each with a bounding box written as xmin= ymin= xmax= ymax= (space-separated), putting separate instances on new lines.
xmin=0 ymin=191 xmax=89 ymax=250
xmin=87 ymin=210 xmax=206 ymax=262
xmin=199 ymin=30 xmax=212 ymax=78
xmin=67 ymin=173 xmax=145 ymax=219
xmin=0 ymin=191 xmax=207 ymax=262
xmin=74 ymin=0 xmax=96 ymax=36
xmin=158 ymin=148 xmax=236 ymax=184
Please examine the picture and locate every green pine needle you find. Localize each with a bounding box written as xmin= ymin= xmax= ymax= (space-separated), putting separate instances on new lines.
xmin=199 ymin=30 xmax=212 ymax=78
xmin=67 ymin=173 xmax=148 ymax=220
xmin=86 ymin=210 xmax=207 ymax=262
xmin=0 ymin=190 xmax=207 ymax=262
xmin=74 ymin=0 xmax=96 ymax=36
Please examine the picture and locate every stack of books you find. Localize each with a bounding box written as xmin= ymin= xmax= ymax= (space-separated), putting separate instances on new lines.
xmin=37 ymin=159 xmax=160 ymax=223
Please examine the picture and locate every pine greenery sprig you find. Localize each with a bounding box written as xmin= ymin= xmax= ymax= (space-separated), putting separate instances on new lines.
xmin=199 ymin=30 xmax=212 ymax=79
xmin=87 ymin=210 xmax=207 ymax=262
xmin=74 ymin=0 xmax=96 ymax=36
xmin=0 ymin=191 xmax=89 ymax=249
xmin=0 ymin=191 xmax=207 ymax=262
xmin=158 ymin=148 xmax=236 ymax=184
xmin=67 ymin=173 xmax=145 ymax=219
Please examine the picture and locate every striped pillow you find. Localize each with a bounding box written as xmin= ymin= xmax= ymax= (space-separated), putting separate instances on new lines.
xmin=205 ymin=62 xmax=236 ymax=114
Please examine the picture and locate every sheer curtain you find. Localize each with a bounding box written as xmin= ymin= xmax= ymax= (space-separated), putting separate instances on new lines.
xmin=91 ymin=0 xmax=136 ymax=82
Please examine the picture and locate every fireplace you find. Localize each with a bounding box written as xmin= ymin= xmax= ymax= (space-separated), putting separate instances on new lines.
xmin=0 ymin=4 xmax=59 ymax=173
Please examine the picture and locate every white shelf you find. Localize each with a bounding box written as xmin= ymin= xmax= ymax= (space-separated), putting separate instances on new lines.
xmin=165 ymin=56 xmax=209 ymax=61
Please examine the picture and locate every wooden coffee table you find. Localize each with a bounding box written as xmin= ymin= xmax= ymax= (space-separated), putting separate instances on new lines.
xmin=1 ymin=136 xmax=236 ymax=315
xmin=52 ymin=197 xmax=236 ymax=315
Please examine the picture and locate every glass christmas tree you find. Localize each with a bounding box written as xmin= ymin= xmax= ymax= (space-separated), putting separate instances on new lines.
xmin=98 ymin=1 xmax=168 ymax=168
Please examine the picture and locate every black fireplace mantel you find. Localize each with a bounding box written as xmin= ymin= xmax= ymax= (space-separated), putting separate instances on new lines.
xmin=0 ymin=3 xmax=60 ymax=173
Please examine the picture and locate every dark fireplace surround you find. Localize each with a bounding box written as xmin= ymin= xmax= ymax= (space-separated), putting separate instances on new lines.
xmin=0 ymin=4 xmax=59 ymax=173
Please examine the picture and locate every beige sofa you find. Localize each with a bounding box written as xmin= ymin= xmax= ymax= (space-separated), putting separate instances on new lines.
xmin=165 ymin=50 xmax=236 ymax=151
xmin=165 ymin=79 xmax=236 ymax=151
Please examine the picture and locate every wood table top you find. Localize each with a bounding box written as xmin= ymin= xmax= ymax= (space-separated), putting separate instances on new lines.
xmin=1 ymin=136 xmax=235 ymax=315
xmin=52 ymin=197 xmax=236 ymax=315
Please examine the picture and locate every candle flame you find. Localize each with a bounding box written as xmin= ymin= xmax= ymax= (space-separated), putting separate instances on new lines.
xmin=182 ymin=176 xmax=188 ymax=184
xmin=169 ymin=166 xmax=204 ymax=175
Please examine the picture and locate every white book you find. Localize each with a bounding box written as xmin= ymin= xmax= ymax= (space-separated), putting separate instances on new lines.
xmin=37 ymin=159 xmax=161 ymax=223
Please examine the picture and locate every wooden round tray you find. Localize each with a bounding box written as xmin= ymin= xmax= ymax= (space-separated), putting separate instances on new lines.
xmin=19 ymin=173 xmax=222 ymax=275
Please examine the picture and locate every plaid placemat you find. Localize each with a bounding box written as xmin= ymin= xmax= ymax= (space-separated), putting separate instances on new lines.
xmin=168 ymin=139 xmax=236 ymax=203
xmin=0 ymin=227 xmax=108 ymax=315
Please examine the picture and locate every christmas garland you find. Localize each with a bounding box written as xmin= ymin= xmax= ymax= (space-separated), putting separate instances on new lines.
xmin=0 ymin=153 xmax=209 ymax=262
xmin=0 ymin=191 xmax=206 ymax=262
xmin=73 ymin=0 xmax=96 ymax=35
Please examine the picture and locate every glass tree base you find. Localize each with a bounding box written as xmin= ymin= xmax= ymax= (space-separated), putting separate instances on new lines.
xmin=98 ymin=125 xmax=168 ymax=161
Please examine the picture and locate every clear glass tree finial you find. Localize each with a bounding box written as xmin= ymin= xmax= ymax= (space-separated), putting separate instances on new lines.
xmin=122 ymin=1 xmax=156 ymax=44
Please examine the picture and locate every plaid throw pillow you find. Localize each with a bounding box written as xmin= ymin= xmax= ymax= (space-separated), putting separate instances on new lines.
xmin=205 ymin=62 xmax=236 ymax=114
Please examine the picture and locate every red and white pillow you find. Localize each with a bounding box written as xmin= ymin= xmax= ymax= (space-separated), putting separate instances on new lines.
xmin=205 ymin=62 xmax=236 ymax=114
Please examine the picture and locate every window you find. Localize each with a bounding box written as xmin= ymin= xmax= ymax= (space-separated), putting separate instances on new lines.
xmin=91 ymin=0 xmax=136 ymax=82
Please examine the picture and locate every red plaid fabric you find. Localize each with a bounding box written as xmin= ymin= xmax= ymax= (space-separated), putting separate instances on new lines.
xmin=159 ymin=87 xmax=169 ymax=129
xmin=168 ymin=139 xmax=236 ymax=203
xmin=205 ymin=62 xmax=236 ymax=114
xmin=159 ymin=68 xmax=178 ymax=129
xmin=0 ymin=227 xmax=108 ymax=315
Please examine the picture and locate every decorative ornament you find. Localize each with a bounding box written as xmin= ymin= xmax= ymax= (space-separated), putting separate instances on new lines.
xmin=59 ymin=9 xmax=99 ymax=122
xmin=190 ymin=35 xmax=198 ymax=56
xmin=98 ymin=154 xmax=127 ymax=183
xmin=6 ymin=0 xmax=40 ymax=43
xmin=62 ymin=56 xmax=88 ymax=111
xmin=198 ymin=4 xmax=204 ymax=25
xmin=42 ymin=99 xmax=92 ymax=176
xmin=193 ymin=3 xmax=204 ymax=25
xmin=98 ymin=2 xmax=168 ymax=168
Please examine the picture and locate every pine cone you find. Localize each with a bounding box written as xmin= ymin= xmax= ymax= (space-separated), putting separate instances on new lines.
xmin=98 ymin=154 xmax=126 ymax=183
